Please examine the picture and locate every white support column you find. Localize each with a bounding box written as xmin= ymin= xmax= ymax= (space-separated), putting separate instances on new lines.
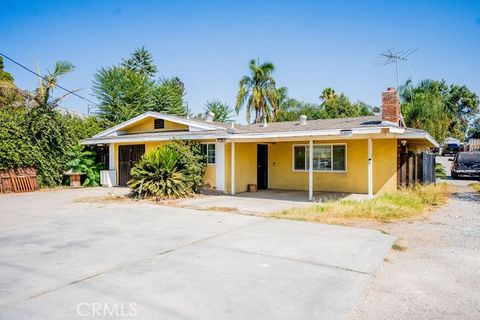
xmin=368 ymin=137 xmax=373 ymax=198
xmin=230 ymin=142 xmax=235 ymax=195
xmin=215 ymin=142 xmax=225 ymax=192
xmin=108 ymin=143 xmax=115 ymax=170
xmin=308 ymin=139 xmax=314 ymax=201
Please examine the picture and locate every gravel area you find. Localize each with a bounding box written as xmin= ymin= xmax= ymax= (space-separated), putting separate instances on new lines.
xmin=348 ymin=183 xmax=480 ymax=319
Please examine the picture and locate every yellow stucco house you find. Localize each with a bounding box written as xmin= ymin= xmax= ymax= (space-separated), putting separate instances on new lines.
xmin=82 ymin=88 xmax=438 ymax=199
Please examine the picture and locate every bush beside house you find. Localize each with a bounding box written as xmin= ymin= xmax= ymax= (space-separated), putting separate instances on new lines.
xmin=128 ymin=140 xmax=206 ymax=199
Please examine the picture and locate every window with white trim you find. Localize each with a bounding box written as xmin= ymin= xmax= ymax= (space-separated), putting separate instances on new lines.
xmin=201 ymin=143 xmax=216 ymax=164
xmin=293 ymin=144 xmax=346 ymax=171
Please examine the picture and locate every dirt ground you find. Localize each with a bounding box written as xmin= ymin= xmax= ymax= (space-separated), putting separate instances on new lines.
xmin=348 ymin=183 xmax=480 ymax=319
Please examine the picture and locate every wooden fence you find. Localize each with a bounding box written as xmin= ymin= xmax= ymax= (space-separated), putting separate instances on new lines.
xmin=398 ymin=152 xmax=436 ymax=188
xmin=0 ymin=167 xmax=39 ymax=193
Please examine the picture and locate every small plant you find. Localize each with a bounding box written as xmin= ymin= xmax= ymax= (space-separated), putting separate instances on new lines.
xmin=435 ymin=163 xmax=447 ymax=179
xmin=469 ymin=183 xmax=480 ymax=193
xmin=128 ymin=140 xmax=206 ymax=199
xmin=65 ymin=144 xmax=103 ymax=187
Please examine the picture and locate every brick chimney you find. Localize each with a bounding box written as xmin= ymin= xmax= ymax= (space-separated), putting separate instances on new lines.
xmin=381 ymin=87 xmax=400 ymax=125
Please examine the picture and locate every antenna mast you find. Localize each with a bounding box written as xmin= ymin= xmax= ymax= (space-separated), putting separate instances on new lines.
xmin=379 ymin=48 xmax=417 ymax=91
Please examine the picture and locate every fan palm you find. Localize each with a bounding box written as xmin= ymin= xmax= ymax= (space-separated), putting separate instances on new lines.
xmin=35 ymin=61 xmax=75 ymax=108
xmin=235 ymin=59 xmax=277 ymax=123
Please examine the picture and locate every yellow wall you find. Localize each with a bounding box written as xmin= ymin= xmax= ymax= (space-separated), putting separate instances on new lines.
xmin=372 ymin=139 xmax=397 ymax=194
xmin=124 ymin=117 xmax=189 ymax=133
xmin=113 ymin=140 xmax=217 ymax=188
xmin=112 ymin=138 xmax=397 ymax=194
xmin=226 ymin=139 xmax=397 ymax=194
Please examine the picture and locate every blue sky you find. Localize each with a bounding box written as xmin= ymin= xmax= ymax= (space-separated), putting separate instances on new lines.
xmin=2 ymin=0 xmax=479 ymax=122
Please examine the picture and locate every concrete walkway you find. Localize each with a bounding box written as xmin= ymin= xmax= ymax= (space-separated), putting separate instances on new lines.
xmin=0 ymin=188 xmax=394 ymax=319
xmin=179 ymin=189 xmax=368 ymax=214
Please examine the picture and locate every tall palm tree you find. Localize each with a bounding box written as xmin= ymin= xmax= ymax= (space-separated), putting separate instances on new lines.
xmin=236 ymin=59 xmax=277 ymax=123
xmin=320 ymin=87 xmax=336 ymax=103
xmin=268 ymin=86 xmax=288 ymax=121
xmin=35 ymin=61 xmax=75 ymax=108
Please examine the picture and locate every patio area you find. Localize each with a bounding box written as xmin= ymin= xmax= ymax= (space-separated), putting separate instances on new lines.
xmin=177 ymin=189 xmax=368 ymax=215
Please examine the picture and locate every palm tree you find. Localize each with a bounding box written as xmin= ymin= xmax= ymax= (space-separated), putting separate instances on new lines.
xmin=35 ymin=61 xmax=75 ymax=108
xmin=320 ymin=87 xmax=336 ymax=103
xmin=236 ymin=59 xmax=277 ymax=123
xmin=204 ymin=100 xmax=235 ymax=122
xmin=268 ymin=86 xmax=288 ymax=121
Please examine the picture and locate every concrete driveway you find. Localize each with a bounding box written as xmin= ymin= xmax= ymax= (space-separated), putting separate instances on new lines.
xmin=0 ymin=188 xmax=394 ymax=319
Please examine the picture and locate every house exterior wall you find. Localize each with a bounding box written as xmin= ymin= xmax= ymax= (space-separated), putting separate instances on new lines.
xmin=111 ymin=138 xmax=397 ymax=194
xmin=223 ymin=139 xmax=396 ymax=195
xmin=112 ymin=139 xmax=217 ymax=188
xmin=124 ymin=117 xmax=189 ymax=133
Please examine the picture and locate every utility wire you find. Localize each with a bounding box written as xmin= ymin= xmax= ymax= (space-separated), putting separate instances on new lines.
xmin=0 ymin=51 xmax=99 ymax=106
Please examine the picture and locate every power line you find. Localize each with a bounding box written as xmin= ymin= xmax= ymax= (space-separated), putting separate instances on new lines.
xmin=0 ymin=51 xmax=99 ymax=106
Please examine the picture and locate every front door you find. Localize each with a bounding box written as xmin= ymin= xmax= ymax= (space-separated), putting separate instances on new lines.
xmin=257 ymin=144 xmax=268 ymax=189
xmin=118 ymin=144 xmax=145 ymax=186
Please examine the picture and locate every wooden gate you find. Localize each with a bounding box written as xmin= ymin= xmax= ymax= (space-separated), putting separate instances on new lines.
xmin=0 ymin=167 xmax=39 ymax=193
xmin=398 ymin=152 xmax=436 ymax=187
xmin=118 ymin=144 xmax=145 ymax=186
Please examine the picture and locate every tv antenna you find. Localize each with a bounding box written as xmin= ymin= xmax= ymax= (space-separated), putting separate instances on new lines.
xmin=379 ymin=48 xmax=417 ymax=91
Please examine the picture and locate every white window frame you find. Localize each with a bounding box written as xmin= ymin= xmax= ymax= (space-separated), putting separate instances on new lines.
xmin=201 ymin=143 xmax=216 ymax=165
xmin=291 ymin=143 xmax=347 ymax=173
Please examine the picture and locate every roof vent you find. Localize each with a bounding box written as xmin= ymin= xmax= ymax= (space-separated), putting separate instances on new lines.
xmin=299 ymin=115 xmax=307 ymax=125
xmin=261 ymin=117 xmax=268 ymax=128
xmin=205 ymin=111 xmax=215 ymax=122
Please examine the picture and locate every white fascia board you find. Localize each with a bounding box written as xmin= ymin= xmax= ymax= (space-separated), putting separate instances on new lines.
xmin=227 ymin=127 xmax=384 ymax=140
xmin=81 ymin=132 xmax=228 ymax=145
xmin=92 ymin=111 xmax=225 ymax=138
xmin=388 ymin=127 xmax=405 ymax=134
xmin=399 ymin=131 xmax=440 ymax=147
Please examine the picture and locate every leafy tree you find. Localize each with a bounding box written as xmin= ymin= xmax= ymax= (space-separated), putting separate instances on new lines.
xmin=203 ymin=99 xmax=235 ymax=122
xmin=65 ymin=144 xmax=103 ymax=186
xmin=94 ymin=51 xmax=186 ymax=125
xmin=152 ymin=77 xmax=186 ymax=116
xmin=0 ymin=56 xmax=24 ymax=107
xmin=0 ymin=60 xmax=104 ymax=187
xmin=276 ymin=87 xmax=372 ymax=121
xmin=0 ymin=56 xmax=14 ymax=83
xmin=468 ymin=117 xmax=480 ymax=139
xmin=128 ymin=140 xmax=206 ymax=199
xmin=400 ymin=79 xmax=479 ymax=141
xmin=236 ymin=59 xmax=277 ymax=123
xmin=276 ymin=100 xmax=326 ymax=122
xmin=323 ymin=93 xmax=372 ymax=118
xmin=121 ymin=46 xmax=157 ymax=77
xmin=93 ymin=66 xmax=155 ymax=125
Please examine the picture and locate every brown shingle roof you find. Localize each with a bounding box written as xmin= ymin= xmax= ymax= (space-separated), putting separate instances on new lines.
xmin=229 ymin=115 xmax=384 ymax=133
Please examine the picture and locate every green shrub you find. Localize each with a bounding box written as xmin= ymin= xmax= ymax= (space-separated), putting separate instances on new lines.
xmin=65 ymin=144 xmax=103 ymax=187
xmin=128 ymin=146 xmax=197 ymax=199
xmin=0 ymin=105 xmax=104 ymax=187
xmin=163 ymin=140 xmax=206 ymax=192
xmin=435 ymin=163 xmax=447 ymax=179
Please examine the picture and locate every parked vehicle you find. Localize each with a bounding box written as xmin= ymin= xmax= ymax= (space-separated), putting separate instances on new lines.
xmin=442 ymin=143 xmax=460 ymax=156
xmin=450 ymin=152 xmax=480 ymax=179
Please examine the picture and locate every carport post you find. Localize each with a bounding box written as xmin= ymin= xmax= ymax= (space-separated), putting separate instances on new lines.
xmin=368 ymin=137 xmax=373 ymax=198
xmin=108 ymin=144 xmax=115 ymax=170
xmin=231 ymin=141 xmax=235 ymax=195
xmin=308 ymin=139 xmax=313 ymax=201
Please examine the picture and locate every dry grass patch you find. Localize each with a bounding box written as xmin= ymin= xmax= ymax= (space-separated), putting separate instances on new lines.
xmin=469 ymin=183 xmax=480 ymax=193
xmin=273 ymin=183 xmax=450 ymax=224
